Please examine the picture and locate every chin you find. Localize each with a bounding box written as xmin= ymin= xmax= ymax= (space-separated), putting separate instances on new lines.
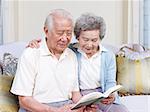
xmin=85 ymin=52 xmax=92 ymax=55
xmin=84 ymin=50 xmax=92 ymax=53
xmin=58 ymin=48 xmax=66 ymax=52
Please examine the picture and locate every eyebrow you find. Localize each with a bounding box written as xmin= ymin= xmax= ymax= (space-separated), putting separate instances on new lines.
xmin=56 ymin=30 xmax=72 ymax=32
xmin=82 ymin=37 xmax=89 ymax=39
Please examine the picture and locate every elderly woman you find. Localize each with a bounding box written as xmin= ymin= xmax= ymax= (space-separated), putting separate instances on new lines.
xmin=28 ymin=13 xmax=129 ymax=112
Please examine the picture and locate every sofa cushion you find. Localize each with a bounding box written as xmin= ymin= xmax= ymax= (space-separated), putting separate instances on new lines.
xmin=0 ymin=61 xmax=2 ymax=75
xmin=0 ymin=42 xmax=26 ymax=60
xmin=0 ymin=75 xmax=19 ymax=112
xmin=120 ymin=95 xmax=150 ymax=112
xmin=2 ymin=53 xmax=18 ymax=76
xmin=116 ymin=56 xmax=150 ymax=94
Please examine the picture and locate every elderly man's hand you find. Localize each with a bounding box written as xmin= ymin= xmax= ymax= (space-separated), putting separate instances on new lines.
xmin=57 ymin=104 xmax=85 ymax=112
xmin=83 ymin=105 xmax=98 ymax=112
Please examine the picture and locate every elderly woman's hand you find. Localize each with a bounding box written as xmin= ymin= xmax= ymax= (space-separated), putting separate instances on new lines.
xmin=101 ymin=94 xmax=115 ymax=105
xmin=26 ymin=38 xmax=41 ymax=48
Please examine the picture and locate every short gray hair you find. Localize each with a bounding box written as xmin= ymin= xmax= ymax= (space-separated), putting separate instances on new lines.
xmin=74 ymin=13 xmax=106 ymax=40
xmin=44 ymin=9 xmax=74 ymax=30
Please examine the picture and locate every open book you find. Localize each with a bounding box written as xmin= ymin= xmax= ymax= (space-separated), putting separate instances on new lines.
xmin=71 ymin=85 xmax=123 ymax=110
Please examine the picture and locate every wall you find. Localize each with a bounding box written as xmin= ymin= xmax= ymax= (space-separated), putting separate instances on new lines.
xmin=5 ymin=0 xmax=126 ymax=46
xmin=2 ymin=0 xmax=18 ymax=43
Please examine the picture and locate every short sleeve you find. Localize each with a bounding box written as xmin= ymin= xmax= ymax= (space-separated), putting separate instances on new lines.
xmin=11 ymin=48 xmax=38 ymax=96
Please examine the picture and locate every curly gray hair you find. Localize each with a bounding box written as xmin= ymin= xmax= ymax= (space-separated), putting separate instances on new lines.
xmin=74 ymin=13 xmax=106 ymax=40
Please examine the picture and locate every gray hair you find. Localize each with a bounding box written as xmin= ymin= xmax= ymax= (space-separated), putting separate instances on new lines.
xmin=74 ymin=13 xmax=106 ymax=40
xmin=44 ymin=9 xmax=74 ymax=30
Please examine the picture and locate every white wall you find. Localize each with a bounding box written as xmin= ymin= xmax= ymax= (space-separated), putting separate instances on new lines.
xmin=2 ymin=0 xmax=18 ymax=43
xmin=6 ymin=0 xmax=126 ymax=46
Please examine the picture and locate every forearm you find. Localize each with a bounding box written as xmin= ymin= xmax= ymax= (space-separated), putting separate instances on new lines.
xmin=19 ymin=96 xmax=57 ymax=112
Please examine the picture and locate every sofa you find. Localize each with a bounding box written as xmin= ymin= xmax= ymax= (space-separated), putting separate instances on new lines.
xmin=0 ymin=42 xmax=149 ymax=112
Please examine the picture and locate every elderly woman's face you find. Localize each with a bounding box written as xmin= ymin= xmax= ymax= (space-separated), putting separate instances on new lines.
xmin=78 ymin=30 xmax=100 ymax=57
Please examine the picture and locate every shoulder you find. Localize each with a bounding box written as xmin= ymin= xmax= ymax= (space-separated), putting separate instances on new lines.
xmin=101 ymin=46 xmax=115 ymax=57
xmin=66 ymin=47 xmax=77 ymax=57
xmin=20 ymin=47 xmax=40 ymax=61
xmin=101 ymin=46 xmax=116 ymax=64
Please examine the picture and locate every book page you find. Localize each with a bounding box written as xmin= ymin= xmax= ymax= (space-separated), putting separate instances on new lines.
xmin=71 ymin=92 xmax=103 ymax=109
xmin=78 ymin=92 xmax=103 ymax=103
xmin=103 ymin=85 xmax=123 ymax=97
xmin=72 ymin=98 xmax=100 ymax=109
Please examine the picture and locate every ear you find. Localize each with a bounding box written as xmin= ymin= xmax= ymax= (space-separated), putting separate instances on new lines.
xmin=44 ymin=27 xmax=48 ymax=34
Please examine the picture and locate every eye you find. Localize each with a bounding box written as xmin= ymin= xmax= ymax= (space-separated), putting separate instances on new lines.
xmin=83 ymin=38 xmax=89 ymax=41
xmin=57 ymin=32 xmax=63 ymax=36
xmin=67 ymin=32 xmax=72 ymax=36
xmin=92 ymin=38 xmax=98 ymax=42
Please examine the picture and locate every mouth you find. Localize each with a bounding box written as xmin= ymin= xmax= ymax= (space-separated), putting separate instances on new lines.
xmin=58 ymin=43 xmax=67 ymax=48
xmin=85 ymin=48 xmax=92 ymax=51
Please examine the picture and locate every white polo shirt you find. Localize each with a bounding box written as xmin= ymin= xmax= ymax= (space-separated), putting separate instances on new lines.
xmin=11 ymin=38 xmax=79 ymax=103
xmin=78 ymin=45 xmax=103 ymax=90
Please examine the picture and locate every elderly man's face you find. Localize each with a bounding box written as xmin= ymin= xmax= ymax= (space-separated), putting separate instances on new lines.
xmin=78 ymin=30 xmax=100 ymax=57
xmin=45 ymin=17 xmax=73 ymax=54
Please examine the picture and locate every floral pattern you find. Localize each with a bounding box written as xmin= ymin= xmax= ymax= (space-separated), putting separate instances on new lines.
xmin=2 ymin=53 xmax=18 ymax=76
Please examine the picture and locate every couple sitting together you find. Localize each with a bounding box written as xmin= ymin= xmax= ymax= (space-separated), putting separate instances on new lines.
xmin=11 ymin=9 xmax=129 ymax=112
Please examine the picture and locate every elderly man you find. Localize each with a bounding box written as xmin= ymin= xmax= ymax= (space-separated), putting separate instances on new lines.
xmin=11 ymin=9 xmax=84 ymax=112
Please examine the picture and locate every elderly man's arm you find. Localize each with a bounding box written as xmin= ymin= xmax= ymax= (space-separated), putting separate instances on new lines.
xmin=19 ymin=96 xmax=83 ymax=112
xmin=19 ymin=96 xmax=60 ymax=112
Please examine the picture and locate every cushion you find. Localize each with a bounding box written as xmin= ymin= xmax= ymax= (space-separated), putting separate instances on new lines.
xmin=0 ymin=75 xmax=19 ymax=112
xmin=0 ymin=61 xmax=2 ymax=75
xmin=0 ymin=42 xmax=26 ymax=61
xmin=120 ymin=95 xmax=150 ymax=112
xmin=2 ymin=53 xmax=18 ymax=76
xmin=116 ymin=56 xmax=150 ymax=95
xmin=117 ymin=44 xmax=150 ymax=60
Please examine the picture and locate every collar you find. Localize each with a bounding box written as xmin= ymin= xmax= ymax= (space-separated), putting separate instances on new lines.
xmin=40 ymin=38 xmax=51 ymax=56
xmin=100 ymin=44 xmax=108 ymax=52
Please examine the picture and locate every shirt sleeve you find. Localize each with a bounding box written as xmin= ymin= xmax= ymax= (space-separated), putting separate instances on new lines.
xmin=105 ymin=52 xmax=117 ymax=91
xmin=11 ymin=48 xmax=38 ymax=96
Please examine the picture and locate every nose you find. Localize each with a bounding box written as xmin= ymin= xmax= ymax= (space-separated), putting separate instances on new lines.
xmin=61 ymin=33 xmax=68 ymax=42
xmin=87 ymin=41 xmax=93 ymax=47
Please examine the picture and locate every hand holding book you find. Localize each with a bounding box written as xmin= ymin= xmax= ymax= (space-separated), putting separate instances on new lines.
xmin=101 ymin=93 xmax=115 ymax=105
xmin=71 ymin=85 xmax=123 ymax=110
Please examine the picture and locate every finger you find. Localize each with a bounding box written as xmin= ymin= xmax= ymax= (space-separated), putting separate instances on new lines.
xmin=26 ymin=41 xmax=35 ymax=48
xmin=90 ymin=105 xmax=98 ymax=109
xmin=37 ymin=38 xmax=42 ymax=42
xmin=32 ymin=42 xmax=38 ymax=48
xmin=102 ymin=99 xmax=113 ymax=105
xmin=28 ymin=42 xmax=34 ymax=48
xmin=107 ymin=96 xmax=115 ymax=103
xmin=31 ymin=41 xmax=39 ymax=48
xmin=101 ymin=98 xmax=109 ymax=102
xmin=102 ymin=100 xmax=112 ymax=104
xmin=26 ymin=44 xmax=30 ymax=48
xmin=101 ymin=101 xmax=108 ymax=104
xmin=35 ymin=40 xmax=40 ymax=48
xmin=101 ymin=99 xmax=110 ymax=104
xmin=83 ymin=108 xmax=87 ymax=112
